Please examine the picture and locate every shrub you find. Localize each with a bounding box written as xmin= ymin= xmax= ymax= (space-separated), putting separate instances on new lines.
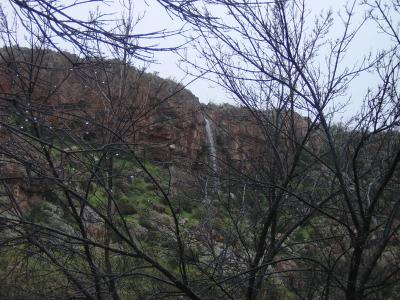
xmin=116 ymin=197 xmax=138 ymax=215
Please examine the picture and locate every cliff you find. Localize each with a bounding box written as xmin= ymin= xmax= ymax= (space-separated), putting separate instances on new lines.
xmin=0 ymin=48 xmax=207 ymax=163
xmin=0 ymin=48 xmax=309 ymax=183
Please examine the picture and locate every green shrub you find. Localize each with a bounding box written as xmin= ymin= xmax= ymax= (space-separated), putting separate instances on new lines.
xmin=88 ymin=188 xmax=106 ymax=206
xmin=138 ymin=215 xmax=155 ymax=230
xmin=172 ymin=193 xmax=195 ymax=213
xmin=116 ymin=197 xmax=138 ymax=215
xmin=27 ymin=202 xmax=52 ymax=223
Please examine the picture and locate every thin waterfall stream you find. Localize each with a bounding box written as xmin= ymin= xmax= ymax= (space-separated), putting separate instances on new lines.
xmin=204 ymin=117 xmax=219 ymax=191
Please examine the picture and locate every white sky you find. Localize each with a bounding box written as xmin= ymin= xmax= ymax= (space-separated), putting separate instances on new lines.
xmin=129 ymin=0 xmax=396 ymax=119
xmin=1 ymin=0 xmax=398 ymax=120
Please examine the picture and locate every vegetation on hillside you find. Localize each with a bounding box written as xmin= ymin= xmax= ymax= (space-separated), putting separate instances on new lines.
xmin=1 ymin=0 xmax=400 ymax=299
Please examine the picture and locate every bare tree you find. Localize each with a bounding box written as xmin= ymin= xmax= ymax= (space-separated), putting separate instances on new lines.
xmin=162 ymin=0 xmax=400 ymax=299
xmin=1 ymin=0 xmax=400 ymax=299
xmin=0 ymin=1 xmax=205 ymax=299
xmin=5 ymin=0 xmax=181 ymax=60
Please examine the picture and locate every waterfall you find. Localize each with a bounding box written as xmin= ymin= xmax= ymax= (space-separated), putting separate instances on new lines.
xmin=204 ymin=117 xmax=219 ymax=190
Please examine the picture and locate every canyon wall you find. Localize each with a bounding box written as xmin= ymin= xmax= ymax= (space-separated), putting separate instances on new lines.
xmin=0 ymin=49 xmax=309 ymax=181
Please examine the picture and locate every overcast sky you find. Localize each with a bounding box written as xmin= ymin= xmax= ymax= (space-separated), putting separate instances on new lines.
xmin=125 ymin=0 xmax=396 ymax=117
xmin=1 ymin=0 xmax=398 ymax=120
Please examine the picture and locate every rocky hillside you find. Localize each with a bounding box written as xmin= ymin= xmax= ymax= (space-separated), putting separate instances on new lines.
xmin=0 ymin=48 xmax=309 ymax=179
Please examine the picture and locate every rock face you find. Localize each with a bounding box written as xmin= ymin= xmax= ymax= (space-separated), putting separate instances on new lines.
xmin=0 ymin=48 xmax=208 ymax=164
xmin=134 ymin=82 xmax=206 ymax=163
xmin=202 ymin=103 xmax=311 ymax=176
xmin=0 ymin=48 xmax=309 ymax=176
xmin=203 ymin=104 xmax=267 ymax=172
